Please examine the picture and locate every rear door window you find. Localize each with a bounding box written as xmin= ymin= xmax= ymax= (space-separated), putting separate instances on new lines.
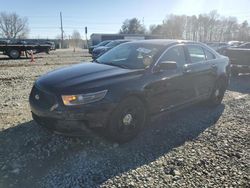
xmin=159 ymin=46 xmax=186 ymax=66
xmin=187 ymin=45 xmax=206 ymax=63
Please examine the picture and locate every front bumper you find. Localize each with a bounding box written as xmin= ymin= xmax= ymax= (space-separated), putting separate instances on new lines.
xmin=30 ymin=96 xmax=115 ymax=135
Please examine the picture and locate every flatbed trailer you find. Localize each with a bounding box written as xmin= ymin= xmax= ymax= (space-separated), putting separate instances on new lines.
xmin=0 ymin=42 xmax=51 ymax=59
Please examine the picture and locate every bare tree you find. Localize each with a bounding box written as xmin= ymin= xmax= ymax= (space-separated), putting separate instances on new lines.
xmin=238 ymin=21 xmax=249 ymax=41
xmin=150 ymin=15 xmax=186 ymax=39
xmin=0 ymin=12 xmax=29 ymax=39
xmin=148 ymin=10 xmax=250 ymax=42
xmin=163 ymin=14 xmax=186 ymax=39
xmin=71 ymin=30 xmax=81 ymax=48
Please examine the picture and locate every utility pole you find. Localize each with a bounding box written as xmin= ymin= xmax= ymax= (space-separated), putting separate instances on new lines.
xmin=60 ymin=12 xmax=64 ymax=48
xmin=85 ymin=26 xmax=88 ymax=49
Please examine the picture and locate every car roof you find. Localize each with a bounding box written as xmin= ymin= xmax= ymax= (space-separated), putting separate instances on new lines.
xmin=125 ymin=39 xmax=196 ymax=46
xmin=111 ymin=39 xmax=131 ymax=42
xmin=240 ymin=42 xmax=250 ymax=45
xmin=124 ymin=39 xmax=220 ymax=57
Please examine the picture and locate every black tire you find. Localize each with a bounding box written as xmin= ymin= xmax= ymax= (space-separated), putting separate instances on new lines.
xmin=208 ymin=79 xmax=227 ymax=106
xmin=8 ymin=49 xmax=21 ymax=59
xmin=106 ymin=97 xmax=146 ymax=143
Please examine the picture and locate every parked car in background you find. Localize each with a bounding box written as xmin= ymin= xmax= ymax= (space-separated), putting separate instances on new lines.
xmin=206 ymin=41 xmax=249 ymax=55
xmin=225 ymin=47 xmax=250 ymax=76
xmin=228 ymin=41 xmax=244 ymax=47
xmin=92 ymin=40 xmax=130 ymax=59
xmin=235 ymin=42 xmax=250 ymax=49
xmin=206 ymin=42 xmax=228 ymax=51
xmin=206 ymin=42 xmax=230 ymax=55
xmin=88 ymin=40 xmax=111 ymax=54
xmin=30 ymin=40 xmax=230 ymax=143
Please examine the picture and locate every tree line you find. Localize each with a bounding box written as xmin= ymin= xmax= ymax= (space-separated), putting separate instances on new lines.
xmin=120 ymin=10 xmax=250 ymax=42
xmin=1 ymin=10 xmax=249 ymax=42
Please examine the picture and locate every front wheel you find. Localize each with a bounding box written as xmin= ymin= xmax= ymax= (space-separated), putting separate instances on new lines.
xmin=8 ymin=49 xmax=21 ymax=59
xmin=208 ymin=79 xmax=227 ymax=106
xmin=106 ymin=97 xmax=146 ymax=143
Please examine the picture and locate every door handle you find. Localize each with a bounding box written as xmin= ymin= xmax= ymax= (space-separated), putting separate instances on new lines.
xmin=211 ymin=64 xmax=217 ymax=70
xmin=183 ymin=64 xmax=192 ymax=74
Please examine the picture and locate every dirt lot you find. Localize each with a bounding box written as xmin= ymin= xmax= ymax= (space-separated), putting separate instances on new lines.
xmin=0 ymin=49 xmax=249 ymax=188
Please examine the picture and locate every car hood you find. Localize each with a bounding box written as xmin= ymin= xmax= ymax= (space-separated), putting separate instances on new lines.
xmin=36 ymin=62 xmax=143 ymax=94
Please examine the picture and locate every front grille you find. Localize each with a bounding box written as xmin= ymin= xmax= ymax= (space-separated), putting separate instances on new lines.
xmin=30 ymin=85 xmax=57 ymax=109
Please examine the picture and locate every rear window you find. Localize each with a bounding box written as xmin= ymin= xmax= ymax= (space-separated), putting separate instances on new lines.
xmin=187 ymin=45 xmax=206 ymax=63
xmin=204 ymin=49 xmax=215 ymax=60
xmin=159 ymin=46 xmax=186 ymax=66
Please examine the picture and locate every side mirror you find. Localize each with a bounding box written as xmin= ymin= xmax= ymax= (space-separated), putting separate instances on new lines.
xmin=158 ymin=61 xmax=178 ymax=70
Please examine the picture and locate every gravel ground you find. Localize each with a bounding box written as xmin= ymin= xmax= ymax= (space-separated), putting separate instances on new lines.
xmin=0 ymin=49 xmax=249 ymax=188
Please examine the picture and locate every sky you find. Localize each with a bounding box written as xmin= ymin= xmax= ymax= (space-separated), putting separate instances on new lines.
xmin=1 ymin=0 xmax=250 ymax=39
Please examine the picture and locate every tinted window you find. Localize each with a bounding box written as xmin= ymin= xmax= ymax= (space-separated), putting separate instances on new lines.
xmin=97 ymin=41 xmax=110 ymax=46
xmin=112 ymin=44 xmax=131 ymax=59
xmin=106 ymin=41 xmax=128 ymax=48
xmin=187 ymin=45 xmax=206 ymax=63
xmin=204 ymin=49 xmax=215 ymax=60
xmin=159 ymin=46 xmax=186 ymax=66
xmin=97 ymin=43 xmax=164 ymax=69
xmin=105 ymin=41 xmax=119 ymax=48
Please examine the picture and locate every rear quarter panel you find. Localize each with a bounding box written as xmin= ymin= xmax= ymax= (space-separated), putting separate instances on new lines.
xmin=214 ymin=55 xmax=230 ymax=82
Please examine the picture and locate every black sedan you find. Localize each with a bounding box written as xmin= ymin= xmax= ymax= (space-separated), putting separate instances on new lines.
xmin=92 ymin=40 xmax=130 ymax=59
xmin=29 ymin=40 xmax=230 ymax=142
xmin=88 ymin=40 xmax=111 ymax=54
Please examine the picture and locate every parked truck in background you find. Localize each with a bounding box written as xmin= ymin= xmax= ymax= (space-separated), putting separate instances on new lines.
xmin=0 ymin=39 xmax=54 ymax=59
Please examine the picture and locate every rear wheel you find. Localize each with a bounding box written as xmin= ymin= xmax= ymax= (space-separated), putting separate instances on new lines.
xmin=8 ymin=49 xmax=21 ymax=59
xmin=208 ymin=79 xmax=227 ymax=106
xmin=106 ymin=97 xmax=146 ymax=143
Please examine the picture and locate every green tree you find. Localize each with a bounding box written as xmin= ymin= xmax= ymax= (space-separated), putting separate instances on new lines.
xmin=119 ymin=18 xmax=145 ymax=34
xmin=71 ymin=30 xmax=81 ymax=48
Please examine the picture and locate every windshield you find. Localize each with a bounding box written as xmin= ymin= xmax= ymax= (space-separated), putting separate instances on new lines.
xmin=96 ymin=40 xmax=110 ymax=46
xmin=106 ymin=41 xmax=119 ymax=48
xmin=96 ymin=43 xmax=164 ymax=69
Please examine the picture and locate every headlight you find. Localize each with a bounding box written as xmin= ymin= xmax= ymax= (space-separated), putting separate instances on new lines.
xmin=62 ymin=90 xmax=108 ymax=106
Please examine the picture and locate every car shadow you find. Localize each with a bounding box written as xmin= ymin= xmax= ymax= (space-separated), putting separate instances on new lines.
xmin=228 ymin=74 xmax=250 ymax=94
xmin=0 ymin=103 xmax=225 ymax=187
